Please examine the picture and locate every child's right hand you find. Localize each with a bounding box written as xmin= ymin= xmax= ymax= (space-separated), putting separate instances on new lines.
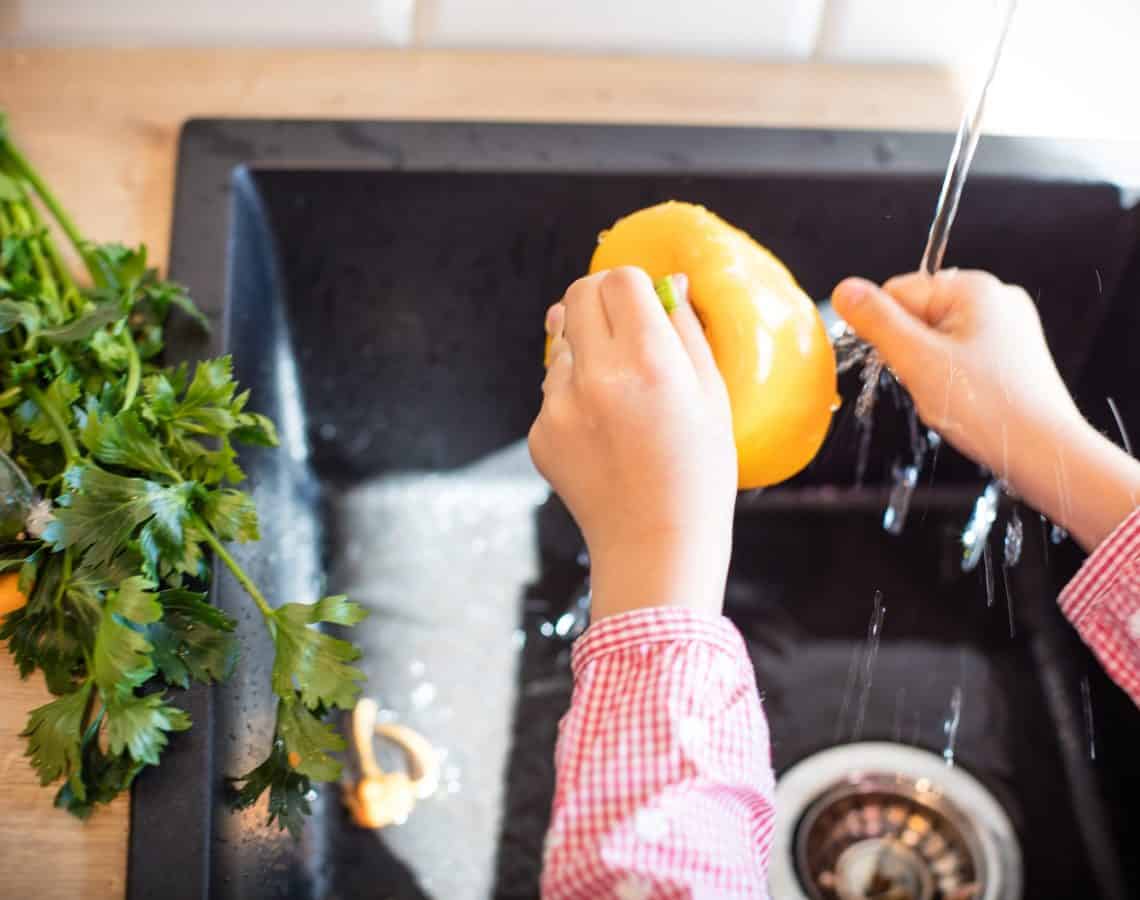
xmin=832 ymin=269 xmax=1140 ymax=551
xmin=831 ymin=269 xmax=1081 ymax=482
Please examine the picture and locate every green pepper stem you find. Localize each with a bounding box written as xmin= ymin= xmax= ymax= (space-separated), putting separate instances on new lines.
xmin=24 ymin=382 xmax=80 ymax=464
xmin=197 ymin=524 xmax=275 ymax=621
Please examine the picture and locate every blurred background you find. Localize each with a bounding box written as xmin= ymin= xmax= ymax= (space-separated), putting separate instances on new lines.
xmin=3 ymin=0 xmax=1140 ymax=140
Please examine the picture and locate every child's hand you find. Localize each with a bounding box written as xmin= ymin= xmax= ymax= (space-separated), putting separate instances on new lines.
xmin=831 ymin=269 xmax=1081 ymax=480
xmin=833 ymin=269 xmax=1140 ymax=551
xmin=529 ymin=267 xmax=736 ymax=620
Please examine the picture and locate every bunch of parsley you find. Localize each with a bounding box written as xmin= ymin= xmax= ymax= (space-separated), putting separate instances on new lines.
xmin=0 ymin=112 xmax=366 ymax=837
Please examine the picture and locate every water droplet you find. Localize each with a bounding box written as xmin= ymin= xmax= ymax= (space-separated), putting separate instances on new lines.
xmin=852 ymin=591 xmax=886 ymax=740
xmin=318 ymin=422 xmax=337 ymax=441
xmin=982 ymin=540 xmax=995 ymax=609
xmin=1107 ymin=396 xmax=1133 ymax=456
xmin=883 ymin=462 xmax=918 ymax=535
xmin=1003 ymin=563 xmax=1016 ymax=639
xmin=961 ymin=481 xmax=1001 ymax=572
xmin=829 ymin=393 xmax=842 ymax=413
xmin=1003 ymin=509 xmax=1023 ymax=568
xmin=942 ymin=686 xmax=963 ymax=767
xmin=892 ymin=688 xmax=906 ymax=743
xmin=410 ymin=682 xmax=436 ymax=709
xmin=408 ymin=659 xmax=426 ymax=679
xmin=554 ymin=611 xmax=577 ymax=637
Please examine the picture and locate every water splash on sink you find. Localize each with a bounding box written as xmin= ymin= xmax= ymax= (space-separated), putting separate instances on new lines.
xmin=962 ymin=480 xmax=1001 ymax=573
xmin=982 ymin=540 xmax=995 ymax=609
xmin=833 ymin=645 xmax=862 ymax=745
xmin=1002 ymin=508 xmax=1023 ymax=637
xmin=942 ymin=686 xmax=964 ymax=767
xmin=892 ymin=687 xmax=907 ymax=743
xmin=833 ymin=592 xmax=887 ymax=743
xmin=852 ymin=591 xmax=886 ymax=741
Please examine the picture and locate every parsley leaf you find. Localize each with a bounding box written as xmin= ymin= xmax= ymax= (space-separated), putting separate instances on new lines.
xmin=201 ymin=489 xmax=259 ymax=543
xmin=140 ymin=277 xmax=210 ymax=333
xmin=88 ymin=242 xmax=148 ymax=295
xmin=0 ymin=298 xmax=40 ymax=334
xmin=149 ymin=589 xmax=238 ymax=688
xmin=1 ymin=550 xmax=88 ymax=694
xmin=54 ymin=742 xmax=143 ymax=819
xmin=231 ymin=411 xmax=278 ymax=448
xmin=12 ymin=374 xmax=78 ymax=446
xmin=270 ymin=596 xmax=368 ymax=711
xmin=44 ymin=465 xmax=200 ymax=580
xmin=104 ymin=692 xmax=191 ymax=766
xmin=228 ymin=708 xmax=315 ymax=840
xmin=79 ymin=401 xmax=178 ymax=480
xmin=276 ymin=697 xmax=345 ymax=781
xmin=91 ymin=576 xmax=161 ymax=697
xmin=21 ymin=679 xmax=93 ymax=799
xmin=1 ymin=120 xmax=364 ymax=833
xmin=39 ymin=301 xmax=125 ymax=344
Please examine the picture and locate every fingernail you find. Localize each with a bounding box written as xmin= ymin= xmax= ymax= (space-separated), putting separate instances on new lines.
xmin=545 ymin=303 xmax=564 ymax=335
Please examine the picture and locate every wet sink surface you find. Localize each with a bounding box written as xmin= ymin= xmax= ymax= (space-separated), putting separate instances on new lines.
xmin=134 ymin=122 xmax=1140 ymax=900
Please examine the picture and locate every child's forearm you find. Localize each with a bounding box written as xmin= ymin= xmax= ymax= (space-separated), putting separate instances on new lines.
xmin=542 ymin=608 xmax=774 ymax=898
xmin=1003 ymin=408 xmax=1140 ymax=553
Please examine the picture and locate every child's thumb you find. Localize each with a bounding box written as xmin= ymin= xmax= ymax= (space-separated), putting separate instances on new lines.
xmin=831 ymin=277 xmax=931 ymax=374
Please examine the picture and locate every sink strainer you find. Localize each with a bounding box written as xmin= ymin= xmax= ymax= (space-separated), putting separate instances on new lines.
xmin=769 ymin=743 xmax=1022 ymax=900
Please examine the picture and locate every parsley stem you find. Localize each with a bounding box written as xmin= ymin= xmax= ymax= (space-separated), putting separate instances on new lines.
xmin=121 ymin=335 xmax=141 ymax=412
xmin=52 ymin=549 xmax=72 ymax=612
xmin=17 ymin=186 xmax=79 ymax=308
xmin=24 ymin=382 xmax=80 ymax=464
xmin=0 ymin=142 xmax=96 ymax=281
xmin=9 ymin=201 xmax=59 ymax=305
xmin=198 ymin=524 xmax=274 ymax=620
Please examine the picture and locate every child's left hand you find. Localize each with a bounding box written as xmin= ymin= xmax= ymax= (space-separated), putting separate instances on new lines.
xmin=528 ymin=267 xmax=736 ymax=620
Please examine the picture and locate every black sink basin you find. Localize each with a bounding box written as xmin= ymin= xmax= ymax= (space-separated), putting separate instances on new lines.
xmin=131 ymin=121 xmax=1140 ymax=900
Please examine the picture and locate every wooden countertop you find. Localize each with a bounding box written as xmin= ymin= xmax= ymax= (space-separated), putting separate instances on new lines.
xmin=0 ymin=47 xmax=1136 ymax=899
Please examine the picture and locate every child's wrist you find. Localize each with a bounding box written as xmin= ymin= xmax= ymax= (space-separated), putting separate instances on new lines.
xmin=588 ymin=534 xmax=729 ymax=621
xmin=997 ymin=403 xmax=1087 ymax=490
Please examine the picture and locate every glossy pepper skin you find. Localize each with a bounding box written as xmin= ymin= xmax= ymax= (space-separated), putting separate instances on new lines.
xmin=585 ymin=201 xmax=837 ymax=489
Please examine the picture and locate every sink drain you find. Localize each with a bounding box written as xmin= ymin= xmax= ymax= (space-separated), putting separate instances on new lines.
xmin=769 ymin=743 xmax=1022 ymax=900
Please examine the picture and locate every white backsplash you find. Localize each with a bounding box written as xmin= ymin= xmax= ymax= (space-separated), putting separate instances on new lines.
xmin=2 ymin=0 xmax=1138 ymax=85
xmin=417 ymin=0 xmax=825 ymax=59
xmin=0 ymin=0 xmax=417 ymax=47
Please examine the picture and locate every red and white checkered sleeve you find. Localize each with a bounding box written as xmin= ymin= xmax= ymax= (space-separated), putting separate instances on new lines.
xmin=1059 ymin=507 xmax=1140 ymax=708
xmin=540 ymin=607 xmax=775 ymax=900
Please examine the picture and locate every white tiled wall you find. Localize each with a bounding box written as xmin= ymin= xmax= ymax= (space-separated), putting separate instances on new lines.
xmin=2 ymin=0 xmax=1138 ymax=77
xmin=0 ymin=0 xmax=417 ymax=47
xmin=417 ymin=0 xmax=825 ymax=59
